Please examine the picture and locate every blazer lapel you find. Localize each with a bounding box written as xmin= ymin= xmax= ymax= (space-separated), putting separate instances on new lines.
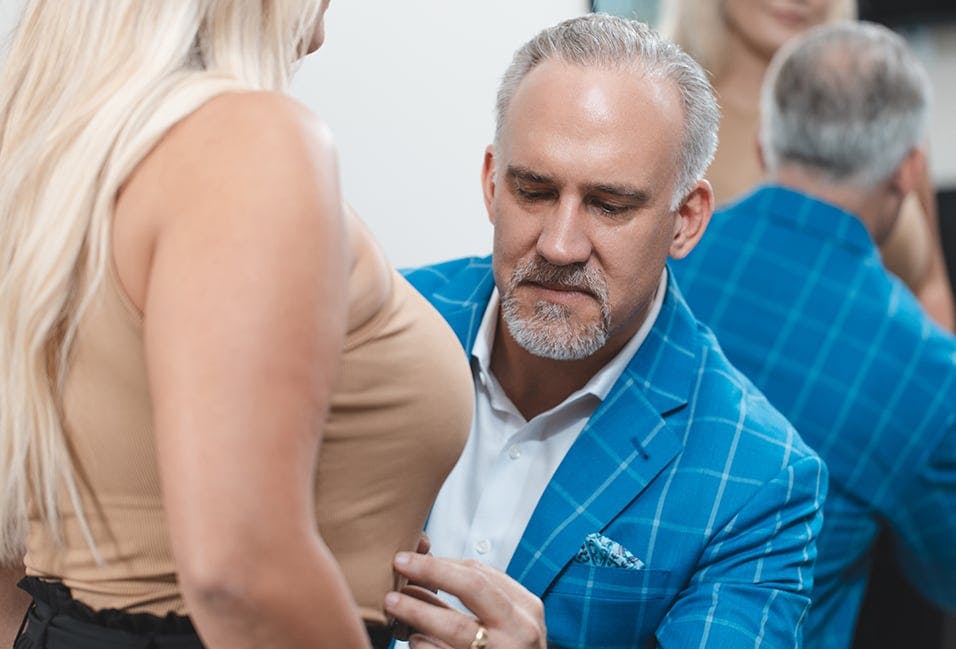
xmin=506 ymin=273 xmax=700 ymax=597
xmin=427 ymin=257 xmax=496 ymax=354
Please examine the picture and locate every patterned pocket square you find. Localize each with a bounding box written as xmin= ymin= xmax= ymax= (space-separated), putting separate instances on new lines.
xmin=574 ymin=532 xmax=645 ymax=570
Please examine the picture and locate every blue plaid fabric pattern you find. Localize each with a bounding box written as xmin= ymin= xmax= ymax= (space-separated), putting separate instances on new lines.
xmin=671 ymin=185 xmax=956 ymax=649
xmin=405 ymin=256 xmax=827 ymax=649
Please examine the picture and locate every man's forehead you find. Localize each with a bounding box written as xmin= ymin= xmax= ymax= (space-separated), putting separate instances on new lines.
xmin=508 ymin=59 xmax=675 ymax=113
xmin=500 ymin=61 xmax=683 ymax=149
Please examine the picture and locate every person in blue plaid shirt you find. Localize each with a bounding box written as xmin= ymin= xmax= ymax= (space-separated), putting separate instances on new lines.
xmin=670 ymin=21 xmax=956 ymax=649
xmin=383 ymin=14 xmax=826 ymax=649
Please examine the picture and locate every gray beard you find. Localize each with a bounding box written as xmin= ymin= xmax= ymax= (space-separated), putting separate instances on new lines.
xmin=501 ymin=296 xmax=609 ymax=360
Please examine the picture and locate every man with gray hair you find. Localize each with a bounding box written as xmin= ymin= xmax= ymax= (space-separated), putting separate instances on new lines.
xmin=671 ymin=21 xmax=956 ymax=649
xmin=383 ymin=14 xmax=826 ymax=648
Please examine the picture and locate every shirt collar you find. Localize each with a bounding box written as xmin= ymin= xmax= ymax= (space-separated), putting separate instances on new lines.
xmin=472 ymin=268 xmax=669 ymax=403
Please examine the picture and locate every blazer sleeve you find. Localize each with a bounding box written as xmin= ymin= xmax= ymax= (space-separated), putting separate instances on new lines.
xmin=887 ymin=420 xmax=956 ymax=610
xmin=655 ymin=455 xmax=828 ymax=649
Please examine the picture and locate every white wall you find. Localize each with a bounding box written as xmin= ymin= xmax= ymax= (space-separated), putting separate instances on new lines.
xmin=291 ymin=1 xmax=587 ymax=267
xmin=906 ymin=23 xmax=956 ymax=188
xmin=0 ymin=1 xmax=21 ymax=52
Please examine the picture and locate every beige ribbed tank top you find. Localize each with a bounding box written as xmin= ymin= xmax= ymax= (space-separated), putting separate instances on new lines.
xmin=23 ymin=222 xmax=473 ymax=624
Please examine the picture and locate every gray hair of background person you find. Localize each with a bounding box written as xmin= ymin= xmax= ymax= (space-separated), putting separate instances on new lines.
xmin=760 ymin=21 xmax=931 ymax=188
xmin=493 ymin=13 xmax=720 ymax=210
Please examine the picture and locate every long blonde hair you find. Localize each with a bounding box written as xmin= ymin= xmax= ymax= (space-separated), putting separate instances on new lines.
xmin=0 ymin=0 xmax=324 ymax=563
xmin=659 ymin=0 xmax=857 ymax=77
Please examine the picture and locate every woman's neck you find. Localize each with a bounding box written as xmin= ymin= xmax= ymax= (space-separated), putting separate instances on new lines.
xmin=714 ymin=31 xmax=772 ymax=115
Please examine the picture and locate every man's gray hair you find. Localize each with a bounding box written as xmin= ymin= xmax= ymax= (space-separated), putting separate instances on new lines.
xmin=760 ymin=21 xmax=931 ymax=187
xmin=494 ymin=13 xmax=719 ymax=209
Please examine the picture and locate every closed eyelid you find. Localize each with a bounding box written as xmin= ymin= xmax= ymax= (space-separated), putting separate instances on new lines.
xmin=507 ymin=169 xmax=559 ymax=204
xmin=513 ymin=186 xmax=558 ymax=203
xmin=504 ymin=166 xmax=650 ymax=212
xmin=586 ymin=185 xmax=650 ymax=208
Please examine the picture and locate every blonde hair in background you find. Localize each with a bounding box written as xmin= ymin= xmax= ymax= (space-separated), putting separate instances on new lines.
xmin=658 ymin=0 xmax=857 ymax=77
xmin=0 ymin=0 xmax=324 ymax=563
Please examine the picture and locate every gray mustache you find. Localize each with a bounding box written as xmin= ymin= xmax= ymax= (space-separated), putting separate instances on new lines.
xmin=510 ymin=260 xmax=608 ymax=300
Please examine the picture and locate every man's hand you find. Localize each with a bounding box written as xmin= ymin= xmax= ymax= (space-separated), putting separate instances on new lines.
xmin=391 ymin=532 xmax=435 ymax=641
xmin=415 ymin=532 xmax=431 ymax=557
xmin=385 ymin=553 xmax=546 ymax=649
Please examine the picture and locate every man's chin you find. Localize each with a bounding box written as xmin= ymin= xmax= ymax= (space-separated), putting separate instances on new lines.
xmin=514 ymin=331 xmax=608 ymax=362
xmin=506 ymin=316 xmax=609 ymax=361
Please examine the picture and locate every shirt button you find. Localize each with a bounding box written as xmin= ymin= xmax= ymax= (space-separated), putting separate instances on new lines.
xmin=508 ymin=445 xmax=522 ymax=460
xmin=475 ymin=539 xmax=491 ymax=554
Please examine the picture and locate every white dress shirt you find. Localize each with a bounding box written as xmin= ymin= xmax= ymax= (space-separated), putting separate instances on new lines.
xmin=422 ymin=270 xmax=668 ymax=611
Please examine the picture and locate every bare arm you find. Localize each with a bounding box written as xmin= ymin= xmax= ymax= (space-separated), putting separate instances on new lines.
xmin=0 ymin=562 xmax=28 ymax=647
xmin=881 ymin=172 xmax=955 ymax=331
xmin=141 ymin=92 xmax=368 ymax=649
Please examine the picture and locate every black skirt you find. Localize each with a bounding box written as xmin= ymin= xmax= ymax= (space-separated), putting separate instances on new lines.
xmin=14 ymin=577 xmax=392 ymax=649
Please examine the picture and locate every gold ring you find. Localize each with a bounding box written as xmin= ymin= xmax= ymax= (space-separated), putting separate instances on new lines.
xmin=470 ymin=625 xmax=489 ymax=649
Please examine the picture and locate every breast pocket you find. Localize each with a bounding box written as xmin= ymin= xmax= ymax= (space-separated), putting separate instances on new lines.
xmin=544 ymin=563 xmax=675 ymax=649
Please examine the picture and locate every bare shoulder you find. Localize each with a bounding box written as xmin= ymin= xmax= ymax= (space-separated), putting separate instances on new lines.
xmin=184 ymin=91 xmax=333 ymax=148
xmin=136 ymin=89 xmax=345 ymax=243
xmin=119 ymin=89 xmax=341 ymax=223
xmin=160 ymin=90 xmax=338 ymax=187
xmin=114 ymin=90 xmax=344 ymax=309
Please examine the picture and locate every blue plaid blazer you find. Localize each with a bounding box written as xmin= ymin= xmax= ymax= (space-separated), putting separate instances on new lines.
xmin=671 ymin=185 xmax=956 ymax=649
xmin=405 ymin=256 xmax=827 ymax=649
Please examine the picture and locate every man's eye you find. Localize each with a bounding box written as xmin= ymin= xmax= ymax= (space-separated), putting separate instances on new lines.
xmin=515 ymin=187 xmax=554 ymax=202
xmin=590 ymin=200 xmax=629 ymax=215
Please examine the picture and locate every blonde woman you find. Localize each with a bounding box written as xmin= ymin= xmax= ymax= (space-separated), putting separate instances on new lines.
xmin=660 ymin=0 xmax=955 ymax=330
xmin=0 ymin=2 xmax=473 ymax=648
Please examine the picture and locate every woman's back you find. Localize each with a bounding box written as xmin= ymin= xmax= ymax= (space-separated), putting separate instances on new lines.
xmin=2 ymin=4 xmax=473 ymax=644
xmin=18 ymin=90 xmax=473 ymax=625
xmin=23 ymin=93 xmax=472 ymax=621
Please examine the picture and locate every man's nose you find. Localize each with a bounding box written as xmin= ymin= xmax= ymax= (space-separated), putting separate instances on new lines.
xmin=536 ymin=199 xmax=592 ymax=266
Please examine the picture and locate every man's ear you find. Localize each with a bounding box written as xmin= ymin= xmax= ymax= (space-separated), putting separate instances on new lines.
xmin=669 ymin=180 xmax=715 ymax=260
xmin=481 ymin=145 xmax=497 ymax=224
xmin=890 ymin=146 xmax=927 ymax=199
